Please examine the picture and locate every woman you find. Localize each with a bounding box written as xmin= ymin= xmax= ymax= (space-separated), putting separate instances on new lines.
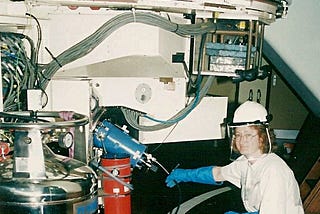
xmin=165 ymin=101 xmax=304 ymax=214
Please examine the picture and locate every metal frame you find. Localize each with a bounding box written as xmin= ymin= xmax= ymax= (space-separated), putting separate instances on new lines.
xmin=28 ymin=0 xmax=286 ymax=23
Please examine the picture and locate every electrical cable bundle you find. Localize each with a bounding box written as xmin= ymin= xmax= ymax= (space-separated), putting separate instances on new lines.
xmin=33 ymin=11 xmax=217 ymax=131
xmin=1 ymin=11 xmax=216 ymax=119
xmin=38 ymin=11 xmax=217 ymax=89
xmin=120 ymin=19 xmax=213 ymax=132
xmin=0 ymin=32 xmax=37 ymax=111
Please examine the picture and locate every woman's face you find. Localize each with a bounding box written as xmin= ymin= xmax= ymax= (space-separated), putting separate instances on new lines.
xmin=234 ymin=126 xmax=262 ymax=158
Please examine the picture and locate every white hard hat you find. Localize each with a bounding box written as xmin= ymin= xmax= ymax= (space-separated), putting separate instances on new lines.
xmin=232 ymin=101 xmax=269 ymax=124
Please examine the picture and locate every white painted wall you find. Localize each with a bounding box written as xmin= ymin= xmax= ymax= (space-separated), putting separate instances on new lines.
xmin=265 ymin=0 xmax=320 ymax=102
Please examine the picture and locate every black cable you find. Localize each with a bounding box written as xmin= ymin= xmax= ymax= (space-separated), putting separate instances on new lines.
xmin=150 ymin=123 xmax=179 ymax=153
xmin=26 ymin=13 xmax=46 ymax=91
xmin=25 ymin=13 xmax=41 ymax=67
xmin=169 ymin=181 xmax=182 ymax=214
xmin=155 ymin=160 xmax=183 ymax=214
xmin=45 ymin=47 xmax=62 ymax=68
xmin=39 ymin=87 xmax=49 ymax=108
xmin=187 ymin=32 xmax=207 ymax=95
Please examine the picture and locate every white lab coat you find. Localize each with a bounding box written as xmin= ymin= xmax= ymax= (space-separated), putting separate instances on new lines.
xmin=221 ymin=153 xmax=304 ymax=214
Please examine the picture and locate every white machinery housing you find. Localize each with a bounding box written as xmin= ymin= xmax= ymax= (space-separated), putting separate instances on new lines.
xmin=46 ymin=55 xmax=228 ymax=143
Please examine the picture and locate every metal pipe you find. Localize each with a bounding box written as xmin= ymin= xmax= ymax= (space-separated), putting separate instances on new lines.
xmin=258 ymin=23 xmax=265 ymax=69
xmin=0 ymin=111 xmax=88 ymax=129
xmin=253 ymin=21 xmax=259 ymax=67
xmin=246 ymin=20 xmax=253 ymax=70
xmin=90 ymin=160 xmax=134 ymax=191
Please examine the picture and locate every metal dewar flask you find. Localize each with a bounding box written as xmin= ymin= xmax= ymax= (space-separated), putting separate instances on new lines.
xmin=0 ymin=111 xmax=98 ymax=214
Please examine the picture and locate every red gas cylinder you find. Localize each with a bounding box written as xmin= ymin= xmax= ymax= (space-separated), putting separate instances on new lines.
xmin=100 ymin=156 xmax=132 ymax=214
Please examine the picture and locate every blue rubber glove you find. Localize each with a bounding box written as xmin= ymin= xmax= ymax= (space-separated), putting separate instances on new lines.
xmin=224 ymin=211 xmax=259 ymax=214
xmin=165 ymin=166 xmax=223 ymax=188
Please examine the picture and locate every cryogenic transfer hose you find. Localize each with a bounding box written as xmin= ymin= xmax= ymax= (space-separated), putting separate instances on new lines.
xmin=39 ymin=11 xmax=217 ymax=89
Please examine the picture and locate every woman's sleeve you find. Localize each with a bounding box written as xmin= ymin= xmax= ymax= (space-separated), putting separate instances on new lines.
xmin=220 ymin=159 xmax=243 ymax=188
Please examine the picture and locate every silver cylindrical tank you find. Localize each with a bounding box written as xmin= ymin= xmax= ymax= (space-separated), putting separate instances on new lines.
xmin=0 ymin=111 xmax=98 ymax=214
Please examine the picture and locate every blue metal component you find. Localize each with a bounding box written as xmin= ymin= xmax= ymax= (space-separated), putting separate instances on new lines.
xmin=93 ymin=120 xmax=147 ymax=168
xmin=205 ymin=43 xmax=256 ymax=58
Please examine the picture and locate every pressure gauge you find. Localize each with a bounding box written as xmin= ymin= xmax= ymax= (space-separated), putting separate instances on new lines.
xmin=58 ymin=132 xmax=74 ymax=149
